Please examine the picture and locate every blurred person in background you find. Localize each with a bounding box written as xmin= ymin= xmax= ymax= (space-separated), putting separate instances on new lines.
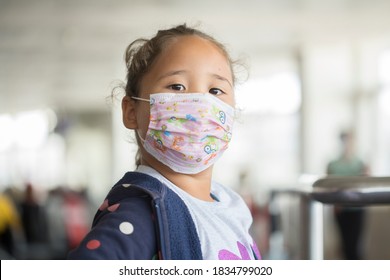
xmin=326 ymin=130 xmax=370 ymax=260
xmin=0 ymin=191 xmax=21 ymax=259
xmin=20 ymin=183 xmax=48 ymax=245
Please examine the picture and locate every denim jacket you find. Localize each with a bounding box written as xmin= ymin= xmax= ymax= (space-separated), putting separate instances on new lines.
xmin=67 ymin=172 xmax=202 ymax=259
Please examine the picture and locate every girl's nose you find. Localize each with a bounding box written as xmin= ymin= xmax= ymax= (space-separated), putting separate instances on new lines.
xmin=186 ymin=79 xmax=208 ymax=94
xmin=186 ymin=87 xmax=208 ymax=94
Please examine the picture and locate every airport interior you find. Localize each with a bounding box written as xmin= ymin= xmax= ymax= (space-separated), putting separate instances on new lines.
xmin=1 ymin=0 xmax=390 ymax=260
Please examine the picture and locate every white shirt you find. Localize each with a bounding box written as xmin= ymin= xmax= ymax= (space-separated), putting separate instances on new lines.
xmin=136 ymin=165 xmax=260 ymax=260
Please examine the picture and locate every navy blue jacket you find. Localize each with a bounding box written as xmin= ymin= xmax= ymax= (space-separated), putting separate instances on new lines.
xmin=67 ymin=172 xmax=202 ymax=259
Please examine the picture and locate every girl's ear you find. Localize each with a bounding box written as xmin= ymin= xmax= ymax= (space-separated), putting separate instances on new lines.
xmin=122 ymin=96 xmax=138 ymax=129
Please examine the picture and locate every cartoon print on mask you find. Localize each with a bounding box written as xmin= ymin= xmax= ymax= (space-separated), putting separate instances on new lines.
xmin=168 ymin=116 xmax=187 ymax=126
xmin=203 ymin=137 xmax=218 ymax=154
xmin=211 ymin=105 xmax=226 ymax=124
xmin=218 ymin=111 xmax=226 ymax=124
xmin=150 ymin=131 xmax=167 ymax=152
xmin=142 ymin=93 xmax=235 ymax=174
xmin=172 ymin=136 xmax=184 ymax=151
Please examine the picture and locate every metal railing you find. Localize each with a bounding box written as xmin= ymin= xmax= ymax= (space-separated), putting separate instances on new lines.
xmin=269 ymin=176 xmax=390 ymax=259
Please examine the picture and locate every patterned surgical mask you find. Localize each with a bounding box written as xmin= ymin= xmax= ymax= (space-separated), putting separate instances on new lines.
xmin=132 ymin=93 xmax=234 ymax=174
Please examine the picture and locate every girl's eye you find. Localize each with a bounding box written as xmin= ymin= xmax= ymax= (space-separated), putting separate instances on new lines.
xmin=169 ymin=84 xmax=186 ymax=91
xmin=209 ymin=88 xmax=225 ymax=95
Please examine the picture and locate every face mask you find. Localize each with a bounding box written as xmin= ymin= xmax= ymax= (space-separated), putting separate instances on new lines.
xmin=132 ymin=93 xmax=235 ymax=174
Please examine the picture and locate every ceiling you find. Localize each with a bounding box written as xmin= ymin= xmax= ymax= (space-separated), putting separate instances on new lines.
xmin=1 ymin=0 xmax=390 ymax=113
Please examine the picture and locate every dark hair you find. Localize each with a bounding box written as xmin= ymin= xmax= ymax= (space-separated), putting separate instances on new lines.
xmin=124 ymin=24 xmax=236 ymax=99
xmin=121 ymin=24 xmax=237 ymax=166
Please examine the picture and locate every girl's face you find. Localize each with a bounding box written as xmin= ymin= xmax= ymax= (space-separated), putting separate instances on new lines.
xmin=136 ymin=35 xmax=235 ymax=137
xmin=128 ymin=35 xmax=235 ymax=171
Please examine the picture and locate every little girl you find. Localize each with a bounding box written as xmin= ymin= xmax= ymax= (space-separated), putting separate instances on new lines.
xmin=68 ymin=24 xmax=261 ymax=260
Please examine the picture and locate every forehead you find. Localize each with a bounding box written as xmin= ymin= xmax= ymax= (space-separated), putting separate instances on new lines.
xmin=162 ymin=35 xmax=227 ymax=58
xmin=152 ymin=35 xmax=232 ymax=76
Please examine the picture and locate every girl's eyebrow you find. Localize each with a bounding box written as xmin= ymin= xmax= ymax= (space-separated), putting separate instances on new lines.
xmin=157 ymin=70 xmax=187 ymax=81
xmin=212 ymin=73 xmax=233 ymax=88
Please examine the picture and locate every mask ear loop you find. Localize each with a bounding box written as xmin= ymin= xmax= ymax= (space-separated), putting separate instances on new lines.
xmin=130 ymin=96 xmax=150 ymax=144
xmin=130 ymin=96 xmax=150 ymax=143
xmin=131 ymin=96 xmax=150 ymax=102
xmin=136 ymin=130 xmax=146 ymax=143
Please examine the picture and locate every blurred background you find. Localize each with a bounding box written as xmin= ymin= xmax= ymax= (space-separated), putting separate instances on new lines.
xmin=1 ymin=0 xmax=390 ymax=260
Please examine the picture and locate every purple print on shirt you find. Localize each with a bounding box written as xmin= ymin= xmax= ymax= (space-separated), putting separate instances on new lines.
xmin=218 ymin=241 xmax=261 ymax=260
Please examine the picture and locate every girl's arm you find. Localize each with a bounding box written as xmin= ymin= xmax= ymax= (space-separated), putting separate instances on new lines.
xmin=67 ymin=195 xmax=158 ymax=260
